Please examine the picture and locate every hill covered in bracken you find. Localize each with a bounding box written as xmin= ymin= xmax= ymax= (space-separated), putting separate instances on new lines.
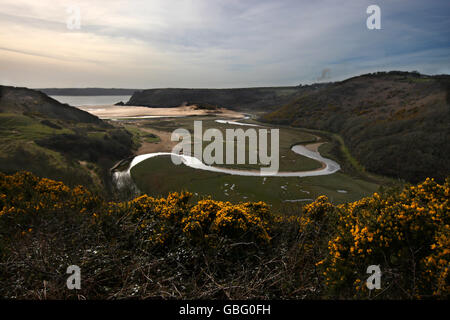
xmin=262 ymin=71 xmax=450 ymax=183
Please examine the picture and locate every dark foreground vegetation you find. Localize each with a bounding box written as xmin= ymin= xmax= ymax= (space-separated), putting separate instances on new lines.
xmin=0 ymin=171 xmax=448 ymax=299
xmin=262 ymin=71 xmax=450 ymax=183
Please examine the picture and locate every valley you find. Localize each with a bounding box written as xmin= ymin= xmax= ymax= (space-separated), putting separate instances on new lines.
xmin=3 ymin=71 xmax=447 ymax=209
xmin=1 ymin=71 xmax=448 ymax=300
xmin=109 ymin=115 xmax=379 ymax=208
xmin=2 ymin=0 xmax=449 ymax=302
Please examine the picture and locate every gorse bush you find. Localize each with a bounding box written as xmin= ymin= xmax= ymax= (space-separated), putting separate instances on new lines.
xmin=127 ymin=194 xmax=272 ymax=247
xmin=0 ymin=171 xmax=448 ymax=299
xmin=0 ymin=171 xmax=103 ymax=227
xmin=184 ymin=199 xmax=272 ymax=244
xmin=317 ymin=178 xmax=450 ymax=298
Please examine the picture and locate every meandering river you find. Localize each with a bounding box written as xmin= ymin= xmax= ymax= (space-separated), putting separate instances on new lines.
xmin=112 ymin=118 xmax=341 ymax=188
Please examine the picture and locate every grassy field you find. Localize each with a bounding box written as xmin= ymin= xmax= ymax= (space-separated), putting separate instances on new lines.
xmin=123 ymin=124 xmax=160 ymax=146
xmin=129 ymin=116 xmax=380 ymax=209
xmin=136 ymin=117 xmax=323 ymax=171
xmin=130 ymin=155 xmax=379 ymax=209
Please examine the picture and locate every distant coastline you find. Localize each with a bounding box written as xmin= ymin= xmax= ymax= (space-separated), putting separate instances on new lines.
xmin=37 ymin=88 xmax=140 ymax=96
xmin=49 ymin=95 xmax=132 ymax=106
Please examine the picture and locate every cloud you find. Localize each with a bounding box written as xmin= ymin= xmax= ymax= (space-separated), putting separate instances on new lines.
xmin=0 ymin=0 xmax=448 ymax=88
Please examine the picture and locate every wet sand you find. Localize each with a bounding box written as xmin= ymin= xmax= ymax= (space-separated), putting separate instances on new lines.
xmin=304 ymin=142 xmax=323 ymax=152
xmin=77 ymin=105 xmax=244 ymax=119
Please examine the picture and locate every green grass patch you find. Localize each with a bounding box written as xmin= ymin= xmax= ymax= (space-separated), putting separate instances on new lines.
xmin=0 ymin=113 xmax=71 ymax=140
xmin=131 ymin=155 xmax=379 ymax=210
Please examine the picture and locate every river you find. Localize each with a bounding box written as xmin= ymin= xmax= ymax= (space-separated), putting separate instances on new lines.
xmin=112 ymin=119 xmax=340 ymax=188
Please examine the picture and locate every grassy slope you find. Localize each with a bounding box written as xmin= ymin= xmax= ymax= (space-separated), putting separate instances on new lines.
xmin=262 ymin=71 xmax=450 ymax=183
xmin=0 ymin=112 xmax=96 ymax=187
xmin=0 ymin=86 xmax=136 ymax=193
xmin=123 ymin=124 xmax=160 ymax=145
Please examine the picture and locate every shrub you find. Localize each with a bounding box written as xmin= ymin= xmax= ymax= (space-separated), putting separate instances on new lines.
xmin=318 ymin=178 xmax=449 ymax=298
xmin=0 ymin=171 xmax=448 ymax=299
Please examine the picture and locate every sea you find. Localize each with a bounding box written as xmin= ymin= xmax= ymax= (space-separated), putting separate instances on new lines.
xmin=49 ymin=95 xmax=131 ymax=106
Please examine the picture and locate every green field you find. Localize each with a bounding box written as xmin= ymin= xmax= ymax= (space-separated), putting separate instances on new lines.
xmin=130 ymin=155 xmax=379 ymax=210
xmin=139 ymin=117 xmax=323 ymax=171
xmin=129 ymin=117 xmax=380 ymax=209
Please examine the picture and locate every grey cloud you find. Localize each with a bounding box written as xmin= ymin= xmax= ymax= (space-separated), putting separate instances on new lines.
xmin=0 ymin=0 xmax=448 ymax=88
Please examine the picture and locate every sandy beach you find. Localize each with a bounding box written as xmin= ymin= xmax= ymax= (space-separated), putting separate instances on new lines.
xmin=77 ymin=104 xmax=244 ymax=119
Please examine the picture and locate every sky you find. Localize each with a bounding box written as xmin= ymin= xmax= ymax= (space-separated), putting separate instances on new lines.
xmin=0 ymin=0 xmax=449 ymax=88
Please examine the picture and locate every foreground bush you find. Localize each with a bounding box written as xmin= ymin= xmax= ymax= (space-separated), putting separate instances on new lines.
xmin=315 ymin=178 xmax=449 ymax=298
xmin=0 ymin=172 xmax=448 ymax=299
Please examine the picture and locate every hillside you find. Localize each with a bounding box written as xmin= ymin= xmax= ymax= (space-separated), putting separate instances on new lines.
xmin=37 ymin=88 xmax=139 ymax=96
xmin=262 ymin=71 xmax=450 ymax=183
xmin=0 ymin=86 xmax=135 ymax=192
xmin=126 ymin=85 xmax=329 ymax=111
xmin=0 ymin=86 xmax=104 ymax=124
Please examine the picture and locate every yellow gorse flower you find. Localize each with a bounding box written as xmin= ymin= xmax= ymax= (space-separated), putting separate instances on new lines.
xmin=0 ymin=171 xmax=448 ymax=298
